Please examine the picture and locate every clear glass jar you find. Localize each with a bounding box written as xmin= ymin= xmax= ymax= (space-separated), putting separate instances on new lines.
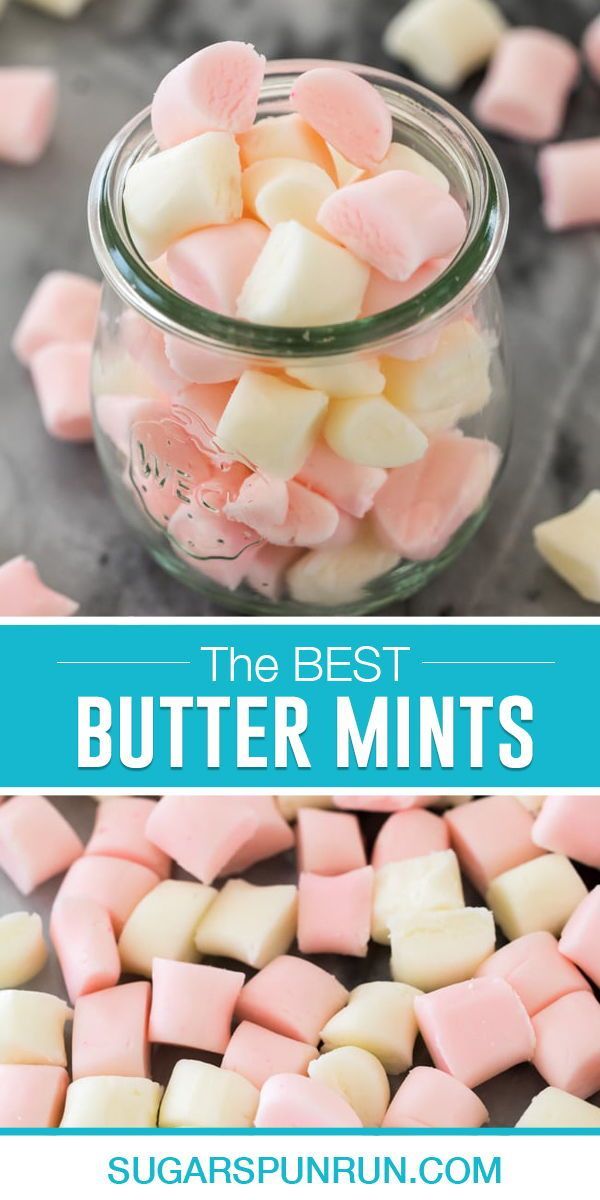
xmin=88 ymin=61 xmax=510 ymax=615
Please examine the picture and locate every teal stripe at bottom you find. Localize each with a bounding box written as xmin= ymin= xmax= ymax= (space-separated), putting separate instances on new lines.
xmin=1 ymin=1126 xmax=599 ymax=1136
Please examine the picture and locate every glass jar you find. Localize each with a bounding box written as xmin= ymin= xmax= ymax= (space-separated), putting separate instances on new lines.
xmin=88 ymin=61 xmax=510 ymax=615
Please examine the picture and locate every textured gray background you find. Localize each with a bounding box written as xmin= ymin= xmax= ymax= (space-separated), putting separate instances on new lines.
xmin=1 ymin=796 xmax=597 ymax=1126
xmin=1 ymin=0 xmax=600 ymax=616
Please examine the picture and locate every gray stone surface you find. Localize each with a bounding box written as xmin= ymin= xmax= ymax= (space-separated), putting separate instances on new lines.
xmin=1 ymin=0 xmax=599 ymax=616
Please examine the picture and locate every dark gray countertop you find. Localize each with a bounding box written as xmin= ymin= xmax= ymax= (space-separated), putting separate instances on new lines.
xmin=1 ymin=0 xmax=600 ymax=617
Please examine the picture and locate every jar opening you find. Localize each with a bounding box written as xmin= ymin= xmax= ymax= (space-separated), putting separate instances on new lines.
xmin=88 ymin=60 xmax=509 ymax=363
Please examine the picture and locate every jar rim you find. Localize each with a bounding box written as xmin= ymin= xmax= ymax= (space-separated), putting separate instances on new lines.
xmin=88 ymin=59 xmax=509 ymax=362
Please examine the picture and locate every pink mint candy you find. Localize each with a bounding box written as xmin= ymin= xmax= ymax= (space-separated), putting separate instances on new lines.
xmin=475 ymin=930 xmax=591 ymax=1017
xmin=0 ymin=1065 xmax=68 ymax=1128
xmin=149 ymin=958 xmax=245 ymax=1054
xmin=236 ymin=955 xmax=348 ymax=1045
xmin=172 ymin=383 xmax=237 ymax=456
xmin=50 ymin=897 xmax=120 ymax=1005
xmin=373 ymin=432 xmax=500 ymax=561
xmin=220 ymin=796 xmax=295 ymax=875
xmin=532 ymin=992 xmax=600 ymax=1099
xmin=120 ymin=312 xmax=183 ymax=396
xmin=164 ymin=335 xmax=245 ymax=387
xmin=372 ymin=809 xmax=450 ymax=869
xmin=415 ymin=977 xmax=535 ymax=1088
xmin=583 ymin=16 xmax=600 ymax=82
xmin=146 ymin=795 xmax=259 ymax=885
xmin=167 ymin=219 xmax=268 ymax=314
xmin=129 ymin=417 xmax=213 ymax=528
xmin=445 ymin=794 xmax=546 ymax=895
xmin=318 ymin=511 xmax=360 ymax=550
xmin=222 ymin=1022 xmax=318 ymax=1090
xmin=318 ymin=172 xmax=466 ymax=282
xmin=0 ymin=557 xmax=78 ymax=617
xmin=223 ymin=473 xmax=288 ymax=530
xmin=255 ymin=1072 xmax=362 ymax=1128
xmin=195 ymin=462 xmax=252 ymax=511
xmin=297 ymin=866 xmax=374 ymax=957
xmin=362 ymin=257 xmax=450 ymax=318
xmin=297 ymin=441 xmax=386 ymax=520
xmin=297 ymin=808 xmax=366 ymax=876
xmin=53 ymin=856 xmax=159 ymax=936
xmin=224 ymin=475 xmax=339 ymax=549
xmin=270 ymin=481 xmax=339 ymax=548
xmin=220 ymin=472 xmax=279 ymax=530
xmin=333 ymin=796 xmax=436 ymax=812
xmin=362 ymin=258 xmax=449 ymax=360
xmin=30 ymin=341 xmax=92 ymax=442
xmin=95 ymin=392 xmax=170 ymax=458
xmin=532 ymin=796 xmax=600 ymax=869
xmin=382 ymin=1066 xmax=488 ymax=1129
xmin=560 ymin=887 xmax=600 ymax=989
xmin=12 ymin=271 xmax=100 ymax=367
xmin=167 ymin=494 xmax=260 ymax=591
xmin=538 ymin=140 xmax=600 ymax=231
xmin=85 ymin=797 xmax=171 ymax=878
xmin=290 ymin=67 xmax=392 ymax=170
xmin=0 ymin=68 xmax=58 ymax=165
xmin=72 ymin=981 xmax=151 ymax=1080
xmin=0 ymin=796 xmax=83 ymax=895
xmin=473 ymin=28 xmax=579 ymax=142
xmin=152 ymin=42 xmax=266 ymax=149
xmin=245 ymin=543 xmax=302 ymax=602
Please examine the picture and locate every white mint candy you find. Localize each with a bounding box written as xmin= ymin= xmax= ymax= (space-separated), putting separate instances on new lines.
xmin=123 ymin=133 xmax=242 ymax=261
xmin=320 ymin=981 xmax=421 ymax=1074
xmin=517 ymin=796 xmax=546 ymax=815
xmin=16 ymin=0 xmax=92 ymax=14
xmin=286 ymin=520 xmax=398 ymax=607
xmin=517 ymin=1088 xmax=600 ymax=1129
xmin=242 ymin=158 xmax=336 ymax=233
xmin=369 ymin=143 xmax=450 ymax=192
xmin=236 ymin=221 xmax=369 ymax=326
xmin=286 ymin=357 xmax=385 ymax=399
xmin=0 ymin=991 xmax=70 ymax=1066
xmin=383 ymin=321 xmax=491 ymax=418
xmin=329 ymin=145 xmax=364 ymax=187
xmin=118 ymin=880 xmax=217 ymax=978
xmin=62 ymin=1077 xmax=162 ymax=1127
xmin=308 ymin=1047 xmax=390 ymax=1127
xmin=194 ymin=879 xmax=298 ymax=969
xmin=324 ymin=395 xmax=428 ymax=468
xmin=383 ymin=0 xmax=506 ymax=91
xmin=238 ymin=113 xmax=336 ymax=177
xmin=0 ymin=912 xmax=47 ymax=988
xmin=390 ymin=906 xmax=496 ymax=991
xmin=216 ymin=370 xmax=328 ymax=480
xmin=486 ymin=854 xmax=588 ymax=941
xmin=411 ymin=402 xmax=464 ymax=435
xmin=372 ymin=849 xmax=465 ymax=944
xmin=534 ymin=491 xmax=600 ymax=603
xmin=276 ymin=796 xmax=334 ymax=821
xmin=159 ymin=1060 xmax=259 ymax=1128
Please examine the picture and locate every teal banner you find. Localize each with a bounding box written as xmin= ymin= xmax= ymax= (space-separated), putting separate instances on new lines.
xmin=0 ymin=620 xmax=595 ymax=788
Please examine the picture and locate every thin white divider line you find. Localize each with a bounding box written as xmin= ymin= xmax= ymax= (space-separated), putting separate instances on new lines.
xmin=56 ymin=660 xmax=192 ymax=665
xmin=421 ymin=660 xmax=556 ymax=665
